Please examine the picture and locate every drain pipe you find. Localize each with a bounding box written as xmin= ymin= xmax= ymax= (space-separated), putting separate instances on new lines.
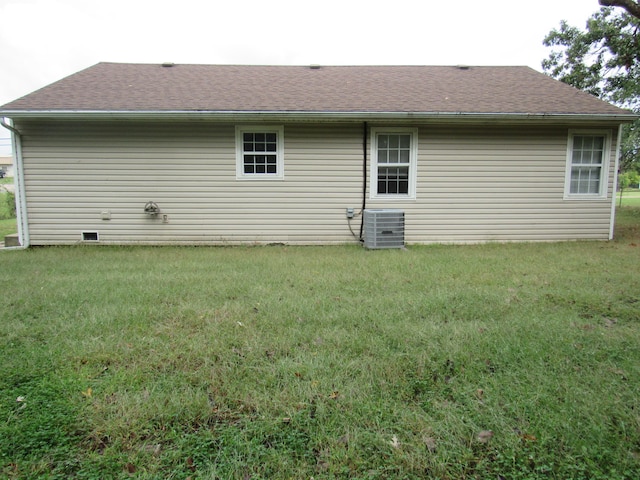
xmin=358 ymin=121 xmax=368 ymax=242
xmin=1 ymin=118 xmax=29 ymax=248
xmin=610 ymin=124 xmax=624 ymax=240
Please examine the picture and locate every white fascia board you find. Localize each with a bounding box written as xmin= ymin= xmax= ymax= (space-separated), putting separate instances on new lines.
xmin=0 ymin=110 xmax=637 ymax=124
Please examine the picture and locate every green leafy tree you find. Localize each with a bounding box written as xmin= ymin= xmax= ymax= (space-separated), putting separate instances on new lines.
xmin=542 ymin=4 xmax=640 ymax=174
xmin=618 ymin=169 xmax=639 ymax=205
xmin=620 ymin=169 xmax=640 ymax=189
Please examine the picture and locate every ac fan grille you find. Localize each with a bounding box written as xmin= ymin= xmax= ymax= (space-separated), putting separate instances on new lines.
xmin=363 ymin=209 xmax=405 ymax=249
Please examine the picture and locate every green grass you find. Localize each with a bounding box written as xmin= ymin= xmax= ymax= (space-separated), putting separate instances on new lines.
xmin=618 ymin=188 xmax=640 ymax=207
xmin=0 ymin=219 xmax=17 ymax=240
xmin=1 ymin=209 xmax=639 ymax=479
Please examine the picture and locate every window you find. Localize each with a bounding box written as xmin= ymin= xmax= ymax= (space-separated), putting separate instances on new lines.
xmin=564 ymin=130 xmax=611 ymax=199
xmin=236 ymin=126 xmax=284 ymax=179
xmin=371 ymin=128 xmax=418 ymax=199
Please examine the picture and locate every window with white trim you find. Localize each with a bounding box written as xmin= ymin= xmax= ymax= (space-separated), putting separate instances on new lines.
xmin=564 ymin=130 xmax=610 ymax=199
xmin=236 ymin=126 xmax=284 ymax=180
xmin=371 ymin=128 xmax=418 ymax=199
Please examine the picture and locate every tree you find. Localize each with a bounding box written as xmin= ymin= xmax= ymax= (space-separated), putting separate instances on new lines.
xmin=543 ymin=7 xmax=640 ymax=109
xmin=599 ymin=0 xmax=640 ymax=19
xmin=618 ymin=170 xmax=639 ymax=205
xmin=543 ymin=5 xmax=640 ymax=174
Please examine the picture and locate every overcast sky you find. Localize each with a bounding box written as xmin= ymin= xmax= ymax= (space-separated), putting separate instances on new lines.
xmin=0 ymin=0 xmax=606 ymax=155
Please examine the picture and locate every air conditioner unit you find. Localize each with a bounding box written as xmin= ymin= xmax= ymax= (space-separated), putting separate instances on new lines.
xmin=363 ymin=209 xmax=405 ymax=249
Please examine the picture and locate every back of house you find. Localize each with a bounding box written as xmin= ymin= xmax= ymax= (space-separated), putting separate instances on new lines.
xmin=0 ymin=63 xmax=635 ymax=247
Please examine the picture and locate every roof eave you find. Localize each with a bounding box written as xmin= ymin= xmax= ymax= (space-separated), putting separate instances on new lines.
xmin=1 ymin=110 xmax=637 ymax=124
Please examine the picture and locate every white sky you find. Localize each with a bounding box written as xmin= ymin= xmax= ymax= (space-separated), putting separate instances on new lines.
xmin=0 ymin=0 xmax=605 ymax=154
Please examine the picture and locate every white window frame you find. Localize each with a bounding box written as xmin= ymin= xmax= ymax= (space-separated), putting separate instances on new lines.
xmin=564 ymin=129 xmax=611 ymax=200
xmin=235 ymin=125 xmax=285 ymax=180
xmin=370 ymin=127 xmax=418 ymax=200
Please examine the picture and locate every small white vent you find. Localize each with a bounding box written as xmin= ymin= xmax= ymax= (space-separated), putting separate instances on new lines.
xmin=363 ymin=209 xmax=405 ymax=249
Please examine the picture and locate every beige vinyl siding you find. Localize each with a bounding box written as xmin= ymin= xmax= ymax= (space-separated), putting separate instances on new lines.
xmin=16 ymin=120 xmax=619 ymax=245
xmin=18 ymin=120 xmax=364 ymax=245
xmin=368 ymin=125 xmax=618 ymax=242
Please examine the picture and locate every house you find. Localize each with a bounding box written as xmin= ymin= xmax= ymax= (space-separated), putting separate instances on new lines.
xmin=0 ymin=62 xmax=636 ymax=247
xmin=0 ymin=156 xmax=13 ymax=178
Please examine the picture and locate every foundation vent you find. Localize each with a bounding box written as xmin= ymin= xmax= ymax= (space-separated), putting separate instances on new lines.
xmin=82 ymin=231 xmax=99 ymax=242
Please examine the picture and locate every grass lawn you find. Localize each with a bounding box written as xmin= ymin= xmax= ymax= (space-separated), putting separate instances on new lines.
xmin=0 ymin=219 xmax=17 ymax=241
xmin=1 ymin=209 xmax=639 ymax=479
xmin=618 ymin=189 xmax=640 ymax=207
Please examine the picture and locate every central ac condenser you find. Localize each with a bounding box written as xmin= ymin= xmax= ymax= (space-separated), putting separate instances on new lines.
xmin=363 ymin=209 xmax=405 ymax=249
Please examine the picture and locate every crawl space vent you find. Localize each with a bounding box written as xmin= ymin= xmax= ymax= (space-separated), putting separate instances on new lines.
xmin=363 ymin=209 xmax=405 ymax=249
xmin=82 ymin=231 xmax=99 ymax=242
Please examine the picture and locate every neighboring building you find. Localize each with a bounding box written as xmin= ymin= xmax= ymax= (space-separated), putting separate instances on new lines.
xmin=0 ymin=155 xmax=13 ymax=178
xmin=0 ymin=62 xmax=636 ymax=247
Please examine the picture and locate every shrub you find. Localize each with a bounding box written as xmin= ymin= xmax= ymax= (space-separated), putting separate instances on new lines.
xmin=0 ymin=188 xmax=16 ymax=219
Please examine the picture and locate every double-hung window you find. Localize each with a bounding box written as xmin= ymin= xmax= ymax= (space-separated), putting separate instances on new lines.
xmin=236 ymin=126 xmax=284 ymax=180
xmin=371 ymin=127 xmax=418 ymax=199
xmin=564 ymin=130 xmax=611 ymax=200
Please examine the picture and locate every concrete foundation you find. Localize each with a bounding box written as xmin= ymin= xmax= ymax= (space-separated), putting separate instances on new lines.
xmin=4 ymin=234 xmax=20 ymax=247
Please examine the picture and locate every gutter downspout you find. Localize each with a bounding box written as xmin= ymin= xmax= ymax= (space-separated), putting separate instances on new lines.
xmin=609 ymin=124 xmax=624 ymax=240
xmin=359 ymin=122 xmax=367 ymax=242
xmin=1 ymin=118 xmax=29 ymax=248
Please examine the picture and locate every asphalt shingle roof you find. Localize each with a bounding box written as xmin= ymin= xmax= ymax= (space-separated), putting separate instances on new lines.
xmin=0 ymin=62 xmax=632 ymax=116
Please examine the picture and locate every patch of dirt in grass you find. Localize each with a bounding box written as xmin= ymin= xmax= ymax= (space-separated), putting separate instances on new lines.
xmin=544 ymin=293 xmax=639 ymax=324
